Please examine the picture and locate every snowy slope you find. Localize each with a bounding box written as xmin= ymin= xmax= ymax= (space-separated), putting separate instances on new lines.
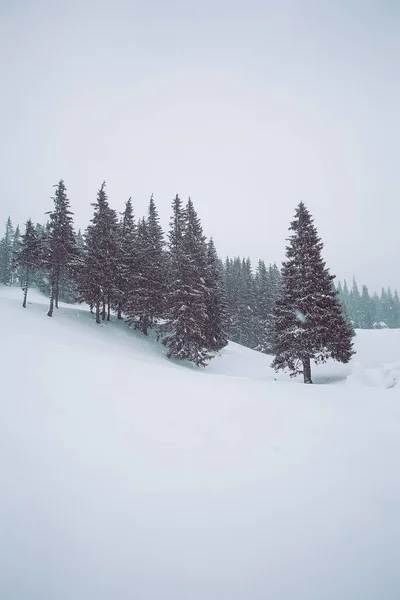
xmin=1 ymin=285 xmax=400 ymax=600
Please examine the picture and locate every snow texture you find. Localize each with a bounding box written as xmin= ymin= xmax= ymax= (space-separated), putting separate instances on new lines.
xmin=1 ymin=285 xmax=400 ymax=599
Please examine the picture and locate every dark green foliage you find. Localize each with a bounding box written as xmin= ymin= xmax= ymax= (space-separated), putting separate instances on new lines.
xmin=204 ymin=238 xmax=228 ymax=352
xmin=125 ymin=196 xmax=165 ymax=335
xmin=272 ymin=203 xmax=354 ymax=383
xmin=222 ymin=256 xmax=281 ymax=352
xmin=79 ymin=182 xmax=119 ymax=323
xmin=0 ymin=217 xmax=15 ymax=285
xmin=11 ymin=225 xmax=22 ymax=285
xmin=337 ymin=279 xmax=400 ymax=329
xmin=15 ymin=219 xmax=41 ymax=308
xmin=113 ymin=198 xmax=137 ymax=320
xmin=44 ymin=180 xmax=77 ymax=317
xmin=163 ymin=197 xmax=213 ymax=366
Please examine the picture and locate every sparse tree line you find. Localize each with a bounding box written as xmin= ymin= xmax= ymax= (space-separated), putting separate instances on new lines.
xmin=0 ymin=183 xmax=368 ymax=381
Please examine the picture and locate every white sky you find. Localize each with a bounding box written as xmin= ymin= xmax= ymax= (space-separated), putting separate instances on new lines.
xmin=1 ymin=0 xmax=399 ymax=292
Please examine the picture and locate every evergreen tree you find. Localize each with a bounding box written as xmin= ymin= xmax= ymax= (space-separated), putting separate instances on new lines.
xmin=224 ymin=257 xmax=256 ymax=347
xmin=163 ymin=197 xmax=212 ymax=366
xmin=15 ymin=219 xmax=41 ymax=308
xmin=379 ymin=288 xmax=389 ymax=327
xmin=360 ymin=284 xmax=374 ymax=329
xmin=272 ymin=203 xmax=354 ymax=383
xmin=79 ymin=182 xmax=119 ymax=323
xmin=11 ymin=225 xmax=22 ymax=285
xmin=31 ymin=223 xmax=51 ymax=296
xmin=372 ymin=291 xmax=382 ymax=327
xmin=349 ymin=276 xmax=362 ymax=328
xmin=204 ymin=238 xmax=228 ymax=351
xmin=76 ymin=229 xmax=85 ymax=252
xmin=114 ymin=198 xmax=137 ymax=319
xmin=44 ymin=180 xmax=76 ymax=317
xmin=393 ymin=290 xmax=400 ymax=328
xmin=254 ymin=259 xmax=273 ymax=353
xmin=0 ymin=217 xmax=15 ymax=285
xmin=126 ymin=196 xmax=165 ymax=334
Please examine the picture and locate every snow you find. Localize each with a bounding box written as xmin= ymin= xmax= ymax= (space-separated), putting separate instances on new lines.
xmin=1 ymin=285 xmax=400 ymax=599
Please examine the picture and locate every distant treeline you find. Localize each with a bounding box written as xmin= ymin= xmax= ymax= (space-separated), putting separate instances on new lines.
xmin=336 ymin=278 xmax=400 ymax=329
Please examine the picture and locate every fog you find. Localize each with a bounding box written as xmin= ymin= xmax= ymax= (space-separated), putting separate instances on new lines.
xmin=1 ymin=0 xmax=399 ymax=291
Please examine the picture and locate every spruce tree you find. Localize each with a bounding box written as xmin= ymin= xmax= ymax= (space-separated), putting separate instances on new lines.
xmin=254 ymin=259 xmax=273 ymax=353
xmin=204 ymin=238 xmax=228 ymax=351
xmin=11 ymin=225 xmax=21 ymax=285
xmin=349 ymin=277 xmax=362 ymax=328
xmin=163 ymin=197 xmax=211 ymax=366
xmin=80 ymin=182 xmax=119 ymax=323
xmin=114 ymin=198 xmax=137 ymax=320
xmin=360 ymin=285 xmax=374 ymax=328
xmin=15 ymin=219 xmax=41 ymax=308
xmin=126 ymin=196 xmax=165 ymax=334
xmin=44 ymin=180 xmax=76 ymax=317
xmin=272 ymin=203 xmax=354 ymax=383
xmin=0 ymin=217 xmax=15 ymax=285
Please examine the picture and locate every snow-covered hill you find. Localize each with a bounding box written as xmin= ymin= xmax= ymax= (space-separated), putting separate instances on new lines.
xmin=1 ymin=285 xmax=400 ymax=600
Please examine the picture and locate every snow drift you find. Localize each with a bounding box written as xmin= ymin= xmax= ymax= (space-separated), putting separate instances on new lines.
xmin=1 ymin=286 xmax=400 ymax=600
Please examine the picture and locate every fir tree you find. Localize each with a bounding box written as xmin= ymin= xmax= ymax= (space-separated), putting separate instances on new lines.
xmin=349 ymin=276 xmax=362 ymax=328
xmin=80 ymin=182 xmax=119 ymax=324
xmin=76 ymin=229 xmax=85 ymax=252
xmin=15 ymin=219 xmax=41 ymax=308
xmin=253 ymin=259 xmax=272 ymax=352
xmin=11 ymin=225 xmax=21 ymax=285
xmin=44 ymin=180 xmax=76 ymax=317
xmin=163 ymin=197 xmax=212 ymax=366
xmin=272 ymin=203 xmax=354 ymax=383
xmin=126 ymin=196 xmax=165 ymax=334
xmin=114 ymin=198 xmax=137 ymax=320
xmin=360 ymin=285 xmax=374 ymax=328
xmin=0 ymin=217 xmax=15 ymax=285
xmin=204 ymin=238 xmax=228 ymax=351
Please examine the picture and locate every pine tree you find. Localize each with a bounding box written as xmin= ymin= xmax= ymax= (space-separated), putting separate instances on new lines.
xmin=204 ymin=238 xmax=228 ymax=351
xmin=76 ymin=229 xmax=85 ymax=252
xmin=11 ymin=225 xmax=21 ymax=285
xmin=79 ymin=182 xmax=119 ymax=324
xmin=163 ymin=197 xmax=212 ymax=366
xmin=349 ymin=276 xmax=362 ymax=328
xmin=360 ymin=284 xmax=374 ymax=328
xmin=0 ymin=217 xmax=15 ymax=285
xmin=44 ymin=180 xmax=76 ymax=317
xmin=254 ymin=260 xmax=273 ymax=353
xmin=31 ymin=223 xmax=51 ymax=297
xmin=114 ymin=198 xmax=137 ymax=320
xmin=126 ymin=196 xmax=165 ymax=334
xmin=15 ymin=219 xmax=41 ymax=308
xmin=272 ymin=203 xmax=354 ymax=383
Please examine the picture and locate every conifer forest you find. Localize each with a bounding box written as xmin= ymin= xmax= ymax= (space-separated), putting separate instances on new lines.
xmin=1 ymin=180 xmax=398 ymax=379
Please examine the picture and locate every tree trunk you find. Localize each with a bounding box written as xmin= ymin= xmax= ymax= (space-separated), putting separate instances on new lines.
xmin=302 ymin=357 xmax=313 ymax=384
xmin=47 ymin=282 xmax=54 ymax=317
xmin=95 ymin=301 xmax=100 ymax=324
xmin=55 ymin=270 xmax=60 ymax=309
xmin=117 ymin=302 xmax=122 ymax=320
xmin=102 ymin=299 xmax=106 ymax=321
xmin=22 ymin=268 xmax=29 ymax=308
xmin=107 ymin=296 xmax=111 ymax=321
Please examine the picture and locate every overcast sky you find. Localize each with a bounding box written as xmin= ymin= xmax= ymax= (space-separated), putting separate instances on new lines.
xmin=1 ymin=0 xmax=399 ymax=292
